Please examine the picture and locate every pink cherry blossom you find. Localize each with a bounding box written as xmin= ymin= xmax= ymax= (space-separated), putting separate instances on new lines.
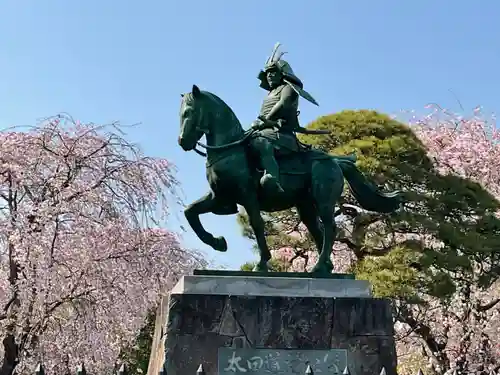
xmin=0 ymin=115 xmax=204 ymax=375
xmin=413 ymin=104 xmax=500 ymax=198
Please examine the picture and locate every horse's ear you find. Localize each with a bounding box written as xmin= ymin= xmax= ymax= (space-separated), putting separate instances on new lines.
xmin=180 ymin=93 xmax=184 ymax=98
xmin=192 ymin=85 xmax=201 ymax=98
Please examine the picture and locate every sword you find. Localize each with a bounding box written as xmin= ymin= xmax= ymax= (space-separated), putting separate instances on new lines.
xmin=294 ymin=127 xmax=331 ymax=135
xmin=257 ymin=116 xmax=331 ymax=135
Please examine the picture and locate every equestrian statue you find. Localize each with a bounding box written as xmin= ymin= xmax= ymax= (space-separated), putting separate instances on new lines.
xmin=177 ymin=43 xmax=402 ymax=275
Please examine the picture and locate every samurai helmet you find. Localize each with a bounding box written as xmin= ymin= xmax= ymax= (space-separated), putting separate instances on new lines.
xmin=257 ymin=43 xmax=303 ymax=91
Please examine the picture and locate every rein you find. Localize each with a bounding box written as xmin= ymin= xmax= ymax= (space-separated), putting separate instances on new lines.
xmin=193 ymin=147 xmax=207 ymax=157
xmin=192 ymin=115 xmax=330 ymax=158
xmin=196 ymin=127 xmax=257 ymax=152
xmin=194 ymin=117 xmax=281 ymax=157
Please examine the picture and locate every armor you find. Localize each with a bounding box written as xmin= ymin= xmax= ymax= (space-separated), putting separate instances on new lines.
xmin=259 ymin=84 xmax=300 ymax=133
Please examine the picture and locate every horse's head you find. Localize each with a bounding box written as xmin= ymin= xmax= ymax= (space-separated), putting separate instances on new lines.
xmin=178 ymin=85 xmax=211 ymax=151
xmin=178 ymin=85 xmax=243 ymax=152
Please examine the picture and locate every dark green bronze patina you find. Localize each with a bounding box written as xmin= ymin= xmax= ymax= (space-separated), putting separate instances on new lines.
xmin=178 ymin=44 xmax=402 ymax=275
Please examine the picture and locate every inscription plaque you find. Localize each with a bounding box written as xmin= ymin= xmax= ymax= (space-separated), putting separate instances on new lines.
xmin=218 ymin=348 xmax=348 ymax=375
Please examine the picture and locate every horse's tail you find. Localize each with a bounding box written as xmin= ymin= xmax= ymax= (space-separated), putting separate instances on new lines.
xmin=334 ymin=155 xmax=403 ymax=213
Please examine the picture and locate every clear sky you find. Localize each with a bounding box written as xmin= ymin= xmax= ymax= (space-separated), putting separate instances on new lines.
xmin=1 ymin=1 xmax=499 ymax=269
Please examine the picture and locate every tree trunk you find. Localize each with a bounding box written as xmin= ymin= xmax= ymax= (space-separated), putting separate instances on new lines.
xmin=2 ymin=234 xmax=20 ymax=375
xmin=0 ymin=334 xmax=19 ymax=375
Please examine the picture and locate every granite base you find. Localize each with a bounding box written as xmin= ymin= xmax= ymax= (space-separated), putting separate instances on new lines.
xmin=151 ymin=274 xmax=397 ymax=375
xmin=171 ymin=274 xmax=372 ymax=298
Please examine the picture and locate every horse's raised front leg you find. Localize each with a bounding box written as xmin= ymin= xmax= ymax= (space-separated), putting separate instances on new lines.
xmin=184 ymin=191 xmax=229 ymax=252
xmin=241 ymin=191 xmax=272 ymax=272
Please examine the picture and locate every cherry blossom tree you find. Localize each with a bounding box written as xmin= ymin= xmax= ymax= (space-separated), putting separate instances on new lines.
xmin=0 ymin=115 xmax=204 ymax=375
xmin=399 ymin=105 xmax=500 ymax=375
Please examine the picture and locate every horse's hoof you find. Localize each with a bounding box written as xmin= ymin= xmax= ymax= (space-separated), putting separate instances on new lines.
xmin=252 ymin=261 xmax=269 ymax=272
xmin=310 ymin=261 xmax=332 ymax=276
xmin=325 ymin=259 xmax=334 ymax=273
xmin=211 ymin=236 xmax=228 ymax=252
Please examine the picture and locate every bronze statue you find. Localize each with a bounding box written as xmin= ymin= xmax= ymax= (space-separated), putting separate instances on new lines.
xmin=177 ymin=43 xmax=402 ymax=275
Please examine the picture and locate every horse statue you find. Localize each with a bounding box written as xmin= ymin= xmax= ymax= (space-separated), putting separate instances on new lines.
xmin=178 ymin=84 xmax=402 ymax=275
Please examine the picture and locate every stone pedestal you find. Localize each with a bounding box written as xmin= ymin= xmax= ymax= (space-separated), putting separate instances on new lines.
xmin=159 ymin=272 xmax=397 ymax=375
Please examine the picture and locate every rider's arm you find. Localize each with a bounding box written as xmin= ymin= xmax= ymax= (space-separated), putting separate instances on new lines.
xmin=264 ymin=84 xmax=298 ymax=121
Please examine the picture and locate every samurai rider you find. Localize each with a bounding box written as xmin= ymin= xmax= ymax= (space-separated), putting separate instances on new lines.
xmin=250 ymin=43 xmax=320 ymax=195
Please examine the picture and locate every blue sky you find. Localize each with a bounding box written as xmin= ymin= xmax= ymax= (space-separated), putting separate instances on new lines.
xmin=1 ymin=1 xmax=499 ymax=269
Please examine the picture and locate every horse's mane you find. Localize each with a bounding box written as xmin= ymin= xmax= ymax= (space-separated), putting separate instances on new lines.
xmin=182 ymin=89 xmax=244 ymax=137
xmin=203 ymin=91 xmax=242 ymax=128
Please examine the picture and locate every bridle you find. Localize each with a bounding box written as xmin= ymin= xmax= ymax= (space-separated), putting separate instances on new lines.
xmin=190 ymin=107 xmax=263 ymax=158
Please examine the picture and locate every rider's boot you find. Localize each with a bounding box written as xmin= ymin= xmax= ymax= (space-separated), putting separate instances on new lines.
xmin=260 ymin=152 xmax=285 ymax=195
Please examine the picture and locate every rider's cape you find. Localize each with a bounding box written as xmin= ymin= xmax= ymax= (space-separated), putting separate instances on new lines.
xmin=283 ymin=78 xmax=319 ymax=107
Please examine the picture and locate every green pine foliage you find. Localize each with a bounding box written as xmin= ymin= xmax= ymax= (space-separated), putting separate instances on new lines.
xmin=120 ymin=310 xmax=156 ymax=375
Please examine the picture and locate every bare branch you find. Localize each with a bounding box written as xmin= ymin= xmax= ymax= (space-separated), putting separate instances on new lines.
xmin=477 ymin=298 xmax=500 ymax=312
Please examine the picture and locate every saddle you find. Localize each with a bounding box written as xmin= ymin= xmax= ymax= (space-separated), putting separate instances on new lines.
xmin=253 ymin=115 xmax=327 ymax=154
xmin=248 ymin=116 xmax=330 ymax=175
